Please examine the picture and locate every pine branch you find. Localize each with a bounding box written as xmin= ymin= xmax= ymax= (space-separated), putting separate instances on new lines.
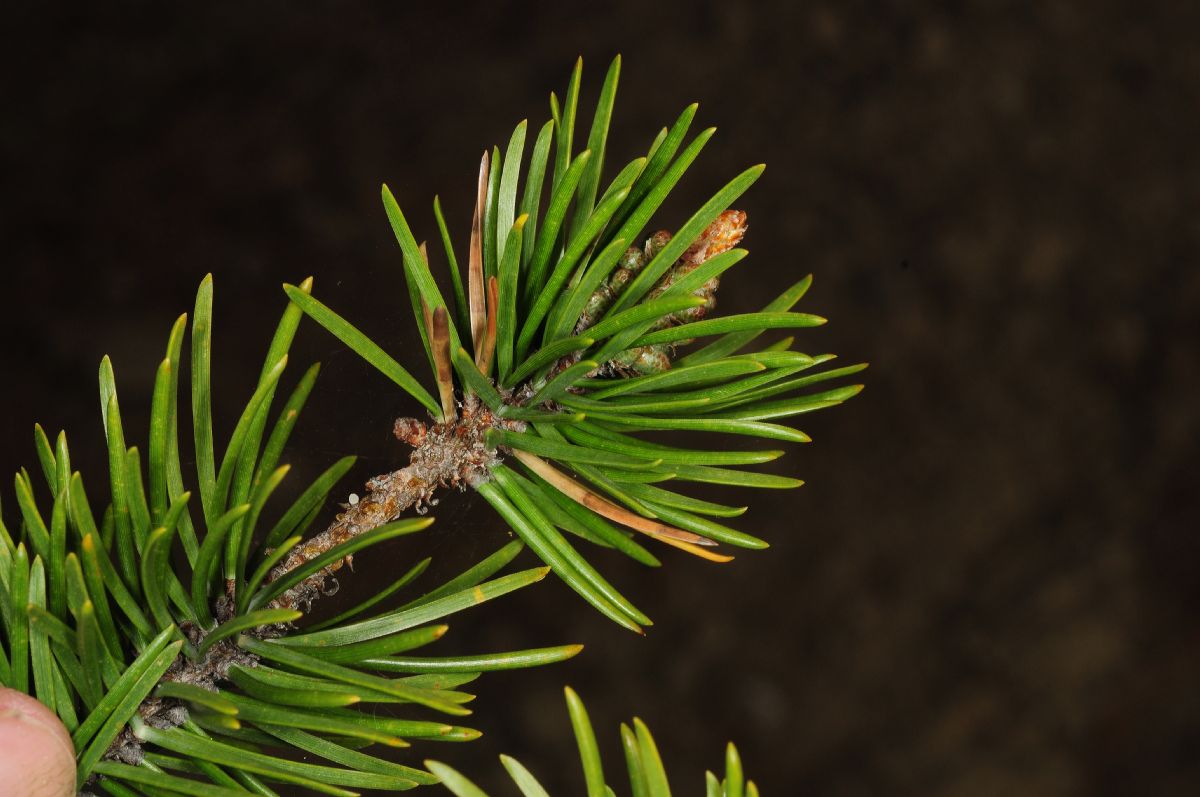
xmin=0 ymin=55 xmax=863 ymax=795
xmin=279 ymin=56 xmax=864 ymax=637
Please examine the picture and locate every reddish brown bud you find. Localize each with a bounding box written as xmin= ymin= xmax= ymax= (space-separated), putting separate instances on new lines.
xmin=683 ymin=209 xmax=747 ymax=265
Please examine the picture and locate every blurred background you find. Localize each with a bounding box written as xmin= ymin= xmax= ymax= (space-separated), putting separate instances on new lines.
xmin=3 ymin=2 xmax=1198 ymax=794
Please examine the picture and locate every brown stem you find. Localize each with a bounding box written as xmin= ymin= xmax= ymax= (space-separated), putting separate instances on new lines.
xmin=264 ymin=397 xmax=512 ymax=611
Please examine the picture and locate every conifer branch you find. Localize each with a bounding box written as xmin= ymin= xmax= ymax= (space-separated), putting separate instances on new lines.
xmin=0 ymin=56 xmax=863 ymax=795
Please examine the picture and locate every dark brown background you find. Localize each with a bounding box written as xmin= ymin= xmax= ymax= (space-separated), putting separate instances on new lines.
xmin=3 ymin=2 xmax=1198 ymax=795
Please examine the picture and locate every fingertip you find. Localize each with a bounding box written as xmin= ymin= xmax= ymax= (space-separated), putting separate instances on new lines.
xmin=0 ymin=688 xmax=75 ymax=797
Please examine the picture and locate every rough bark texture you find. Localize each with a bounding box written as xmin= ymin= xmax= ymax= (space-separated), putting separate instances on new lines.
xmin=264 ymin=398 xmax=513 ymax=610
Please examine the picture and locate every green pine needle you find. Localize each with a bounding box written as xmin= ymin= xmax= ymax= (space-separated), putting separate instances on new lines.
xmin=429 ymin=687 xmax=758 ymax=797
